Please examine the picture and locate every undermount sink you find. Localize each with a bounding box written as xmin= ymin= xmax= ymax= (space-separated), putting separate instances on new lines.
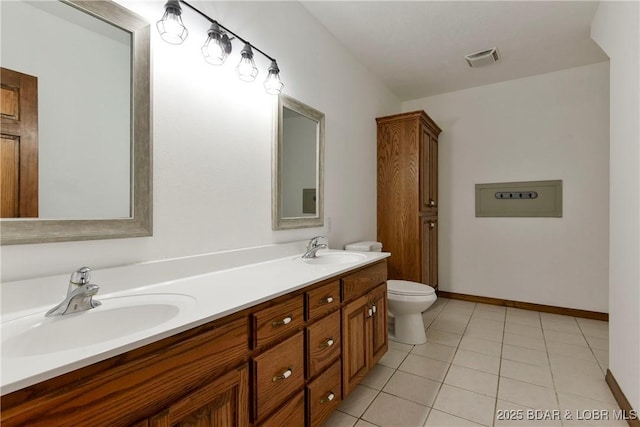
xmin=1 ymin=293 xmax=196 ymax=358
xmin=299 ymin=251 xmax=367 ymax=265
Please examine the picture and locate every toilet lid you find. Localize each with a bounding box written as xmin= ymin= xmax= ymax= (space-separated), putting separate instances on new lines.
xmin=387 ymin=280 xmax=436 ymax=296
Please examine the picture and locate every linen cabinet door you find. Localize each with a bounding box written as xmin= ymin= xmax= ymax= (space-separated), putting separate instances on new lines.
xmin=421 ymin=217 xmax=438 ymax=290
xmin=369 ymin=283 xmax=388 ymax=367
xmin=148 ymin=364 xmax=249 ymax=427
xmin=428 ymin=134 xmax=438 ymax=213
xmin=341 ymin=294 xmax=371 ymax=397
xmin=420 ymin=126 xmax=433 ymax=212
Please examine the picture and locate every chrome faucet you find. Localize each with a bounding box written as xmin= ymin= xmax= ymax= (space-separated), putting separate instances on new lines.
xmin=45 ymin=267 xmax=102 ymax=317
xmin=302 ymin=236 xmax=328 ymax=259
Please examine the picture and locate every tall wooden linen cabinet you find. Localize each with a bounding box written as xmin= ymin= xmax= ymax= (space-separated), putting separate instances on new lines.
xmin=376 ymin=111 xmax=442 ymax=289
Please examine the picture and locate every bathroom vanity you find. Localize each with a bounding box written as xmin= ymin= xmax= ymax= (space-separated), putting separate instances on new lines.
xmin=0 ymin=248 xmax=389 ymax=427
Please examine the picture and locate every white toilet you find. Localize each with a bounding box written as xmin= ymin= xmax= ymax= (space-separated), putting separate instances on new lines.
xmin=345 ymin=241 xmax=438 ymax=345
xmin=387 ymin=280 xmax=437 ymax=344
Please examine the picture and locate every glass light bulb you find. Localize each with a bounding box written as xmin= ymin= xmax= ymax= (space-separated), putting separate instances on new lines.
xmin=236 ymin=44 xmax=258 ymax=82
xmin=264 ymin=61 xmax=284 ymax=94
xmin=202 ymin=36 xmax=228 ymax=65
xmin=156 ymin=8 xmax=188 ymax=45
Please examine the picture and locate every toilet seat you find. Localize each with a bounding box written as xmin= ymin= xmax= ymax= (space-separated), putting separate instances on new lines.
xmin=387 ymin=280 xmax=435 ymax=297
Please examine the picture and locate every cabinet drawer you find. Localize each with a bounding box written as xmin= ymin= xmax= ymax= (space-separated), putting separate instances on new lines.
xmin=256 ymin=390 xmax=304 ymax=427
xmin=306 ymin=360 xmax=342 ymax=427
xmin=252 ymin=295 xmax=304 ymax=348
xmin=252 ymin=331 xmax=304 ymax=421
xmin=306 ymin=310 xmax=341 ymax=379
xmin=306 ymin=280 xmax=340 ymax=320
xmin=342 ymin=261 xmax=387 ymax=302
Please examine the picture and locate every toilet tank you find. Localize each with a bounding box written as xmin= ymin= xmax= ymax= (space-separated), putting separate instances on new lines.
xmin=344 ymin=241 xmax=383 ymax=252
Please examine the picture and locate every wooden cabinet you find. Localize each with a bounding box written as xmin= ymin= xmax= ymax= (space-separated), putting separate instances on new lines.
xmin=257 ymin=391 xmax=305 ymax=427
xmin=377 ymin=110 xmax=441 ymax=289
xmin=341 ymin=282 xmax=388 ymax=397
xmin=0 ymin=316 xmax=249 ymax=427
xmin=369 ymin=283 xmax=389 ymax=366
xmin=421 ymin=216 xmax=438 ymax=290
xmin=306 ymin=310 xmax=341 ymax=378
xmin=306 ymin=360 xmax=342 ymax=427
xmin=252 ymin=332 xmax=305 ymax=421
xmin=1 ymin=260 xmax=388 ymax=427
xmin=306 ymin=280 xmax=340 ymax=320
xmin=148 ymin=364 xmax=249 ymax=427
xmin=252 ymin=295 xmax=304 ymax=348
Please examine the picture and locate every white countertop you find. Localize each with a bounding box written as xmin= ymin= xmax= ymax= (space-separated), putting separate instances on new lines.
xmin=0 ymin=244 xmax=389 ymax=395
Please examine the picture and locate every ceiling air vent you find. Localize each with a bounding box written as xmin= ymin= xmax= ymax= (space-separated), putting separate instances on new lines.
xmin=465 ymin=47 xmax=500 ymax=68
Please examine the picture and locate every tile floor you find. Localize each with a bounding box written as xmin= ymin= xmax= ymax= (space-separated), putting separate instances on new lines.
xmin=324 ymin=297 xmax=624 ymax=427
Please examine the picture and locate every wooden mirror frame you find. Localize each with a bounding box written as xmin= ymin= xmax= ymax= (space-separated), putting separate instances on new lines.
xmin=1 ymin=0 xmax=152 ymax=245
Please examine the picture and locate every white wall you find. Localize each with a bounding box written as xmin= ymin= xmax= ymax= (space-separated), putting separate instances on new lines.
xmin=592 ymin=1 xmax=640 ymax=412
xmin=403 ymin=62 xmax=610 ymax=313
xmin=0 ymin=1 xmax=400 ymax=282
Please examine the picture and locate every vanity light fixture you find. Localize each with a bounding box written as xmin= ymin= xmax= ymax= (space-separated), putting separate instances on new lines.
xmin=156 ymin=0 xmax=188 ymax=45
xmin=156 ymin=0 xmax=284 ymax=94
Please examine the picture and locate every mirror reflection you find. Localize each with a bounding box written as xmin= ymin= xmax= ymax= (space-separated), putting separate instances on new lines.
xmin=1 ymin=0 xmax=131 ymax=220
xmin=273 ymin=95 xmax=324 ymax=230
xmin=282 ymin=107 xmax=318 ymax=217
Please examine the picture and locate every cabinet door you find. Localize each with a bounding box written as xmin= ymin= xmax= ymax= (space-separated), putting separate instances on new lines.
xmin=420 ymin=127 xmax=438 ymax=215
xmin=369 ymin=283 xmax=388 ymax=367
xmin=420 ymin=126 xmax=432 ymax=212
xmin=148 ymin=364 xmax=249 ymax=427
xmin=429 ymin=134 xmax=438 ymax=212
xmin=341 ymin=294 xmax=371 ymax=397
xmin=421 ymin=217 xmax=438 ymax=290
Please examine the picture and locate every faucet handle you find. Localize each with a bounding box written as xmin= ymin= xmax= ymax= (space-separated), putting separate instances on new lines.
xmin=70 ymin=267 xmax=92 ymax=285
xmin=308 ymin=236 xmax=325 ymax=249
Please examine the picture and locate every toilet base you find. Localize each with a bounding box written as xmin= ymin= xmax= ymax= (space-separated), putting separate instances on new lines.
xmin=389 ymin=313 xmax=427 ymax=345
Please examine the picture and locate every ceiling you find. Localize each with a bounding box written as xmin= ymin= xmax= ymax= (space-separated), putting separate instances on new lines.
xmin=301 ymin=1 xmax=608 ymax=100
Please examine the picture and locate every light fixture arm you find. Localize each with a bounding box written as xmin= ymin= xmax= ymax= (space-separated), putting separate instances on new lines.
xmin=179 ymin=0 xmax=276 ymax=63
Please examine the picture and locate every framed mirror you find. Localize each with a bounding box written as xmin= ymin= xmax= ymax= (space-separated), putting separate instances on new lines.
xmin=272 ymin=95 xmax=324 ymax=230
xmin=0 ymin=0 xmax=151 ymax=245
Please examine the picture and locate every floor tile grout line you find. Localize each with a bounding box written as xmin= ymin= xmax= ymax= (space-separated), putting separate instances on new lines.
xmin=539 ymin=312 xmax=566 ymax=427
xmin=577 ymin=318 xmax=609 ymax=376
xmin=491 ymin=302 xmax=509 ymax=427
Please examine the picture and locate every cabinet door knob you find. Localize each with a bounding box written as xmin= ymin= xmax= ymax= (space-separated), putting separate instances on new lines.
xmin=272 ymin=315 xmax=293 ymax=327
xmin=319 ymin=337 xmax=335 ymax=349
xmin=367 ymin=308 xmax=373 ymax=317
xmin=372 ymin=305 xmax=377 ymax=314
xmin=429 ymin=199 xmax=436 ymax=207
xmin=272 ymin=367 xmax=293 ymax=382
xmin=320 ymin=391 xmax=336 ymax=404
xmin=319 ymin=296 xmax=334 ymax=304
xmin=429 ymin=221 xmax=436 ymax=228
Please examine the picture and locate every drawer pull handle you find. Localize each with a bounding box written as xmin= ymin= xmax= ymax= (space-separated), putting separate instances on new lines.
xmin=319 ymin=338 xmax=335 ymax=349
xmin=272 ymin=368 xmax=293 ymax=382
xmin=319 ymin=296 xmax=334 ymax=304
xmin=321 ymin=392 xmax=336 ymax=404
xmin=272 ymin=315 xmax=293 ymax=327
